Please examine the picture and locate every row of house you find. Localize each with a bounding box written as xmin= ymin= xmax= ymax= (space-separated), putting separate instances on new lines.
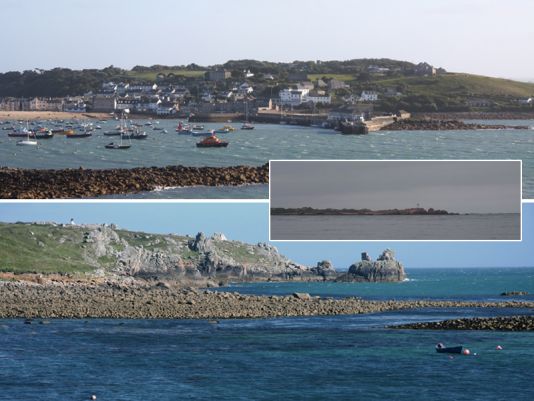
xmin=0 ymin=97 xmax=86 ymax=112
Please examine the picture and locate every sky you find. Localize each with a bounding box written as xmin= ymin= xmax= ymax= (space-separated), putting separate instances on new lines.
xmin=1 ymin=0 xmax=533 ymax=80
xmin=0 ymin=201 xmax=532 ymax=269
xmin=270 ymin=161 xmax=521 ymax=213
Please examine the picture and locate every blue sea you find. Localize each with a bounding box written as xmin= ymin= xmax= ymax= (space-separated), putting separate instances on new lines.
xmin=1 ymin=268 xmax=533 ymax=400
xmin=2 ymin=120 xmax=534 ymax=198
xmin=270 ymin=213 xmax=521 ymax=240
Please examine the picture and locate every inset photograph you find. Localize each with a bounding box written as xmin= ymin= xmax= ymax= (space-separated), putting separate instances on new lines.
xmin=270 ymin=160 xmax=521 ymax=241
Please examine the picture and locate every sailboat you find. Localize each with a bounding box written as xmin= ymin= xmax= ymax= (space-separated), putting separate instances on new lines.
xmin=241 ymin=100 xmax=254 ymax=130
xmin=105 ymin=110 xmax=132 ymax=149
xmin=17 ymin=122 xmax=37 ymax=146
xmin=105 ymin=131 xmax=131 ymax=149
xmin=16 ymin=129 xmax=38 ymax=146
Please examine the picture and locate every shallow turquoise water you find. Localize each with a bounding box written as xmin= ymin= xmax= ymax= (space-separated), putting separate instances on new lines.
xmin=2 ymin=120 xmax=534 ymax=197
xmin=218 ymin=267 xmax=534 ymax=301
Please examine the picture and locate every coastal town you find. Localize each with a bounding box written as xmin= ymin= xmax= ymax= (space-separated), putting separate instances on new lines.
xmin=1 ymin=60 xmax=532 ymax=127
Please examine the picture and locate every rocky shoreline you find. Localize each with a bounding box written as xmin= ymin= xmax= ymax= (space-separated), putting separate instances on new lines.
xmin=391 ymin=316 xmax=534 ymax=331
xmin=1 ymin=281 xmax=533 ymax=320
xmin=382 ymin=119 xmax=528 ymax=131
xmin=0 ymin=164 xmax=269 ymax=199
xmin=414 ymin=112 xmax=534 ymax=120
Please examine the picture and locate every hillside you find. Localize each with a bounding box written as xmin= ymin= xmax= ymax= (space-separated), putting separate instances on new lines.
xmin=0 ymin=222 xmax=328 ymax=281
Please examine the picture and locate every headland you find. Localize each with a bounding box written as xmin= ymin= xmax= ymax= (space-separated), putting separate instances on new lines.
xmin=270 ymin=207 xmax=456 ymax=216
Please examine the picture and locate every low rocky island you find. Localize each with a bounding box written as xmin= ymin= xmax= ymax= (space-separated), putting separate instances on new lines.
xmin=391 ymin=316 xmax=534 ymax=331
xmin=382 ymin=119 xmax=528 ymax=131
xmin=0 ymin=163 xmax=269 ymax=199
xmin=270 ymin=207 xmax=456 ymax=216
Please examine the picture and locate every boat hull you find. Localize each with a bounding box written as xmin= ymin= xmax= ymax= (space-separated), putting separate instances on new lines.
xmin=196 ymin=143 xmax=229 ymax=148
xmin=436 ymin=346 xmax=463 ymax=354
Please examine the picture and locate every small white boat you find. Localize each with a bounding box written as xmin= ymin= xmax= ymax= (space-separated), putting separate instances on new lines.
xmin=17 ymin=138 xmax=38 ymax=146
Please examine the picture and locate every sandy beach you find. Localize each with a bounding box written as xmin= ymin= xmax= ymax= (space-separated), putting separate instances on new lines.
xmin=0 ymin=111 xmax=112 ymax=121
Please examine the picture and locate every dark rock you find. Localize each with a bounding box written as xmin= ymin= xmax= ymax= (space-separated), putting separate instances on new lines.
xmin=337 ymin=249 xmax=406 ymax=282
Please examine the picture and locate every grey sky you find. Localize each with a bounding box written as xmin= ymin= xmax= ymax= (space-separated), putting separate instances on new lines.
xmin=270 ymin=161 xmax=521 ymax=213
xmin=1 ymin=0 xmax=533 ymax=80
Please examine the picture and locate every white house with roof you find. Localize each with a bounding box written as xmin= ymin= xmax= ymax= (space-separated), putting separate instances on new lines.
xmin=279 ymin=88 xmax=310 ymax=106
xmin=360 ymin=90 xmax=379 ymax=102
xmin=238 ymin=82 xmax=254 ymax=95
xmin=305 ymin=91 xmax=332 ymax=105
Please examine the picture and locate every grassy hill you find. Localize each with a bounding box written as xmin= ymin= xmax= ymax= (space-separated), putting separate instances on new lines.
xmin=371 ymin=73 xmax=534 ymax=98
xmin=0 ymin=222 xmax=290 ymax=276
xmin=125 ymin=69 xmax=205 ymax=81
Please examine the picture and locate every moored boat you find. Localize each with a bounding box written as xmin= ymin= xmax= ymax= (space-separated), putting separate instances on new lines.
xmin=435 ymin=343 xmax=463 ymax=354
xmin=340 ymin=120 xmax=369 ymax=135
xmin=105 ymin=142 xmax=131 ymax=149
xmin=66 ymin=131 xmax=92 ymax=138
xmin=241 ymin=122 xmax=255 ymax=130
xmin=196 ymin=134 xmax=229 ymax=148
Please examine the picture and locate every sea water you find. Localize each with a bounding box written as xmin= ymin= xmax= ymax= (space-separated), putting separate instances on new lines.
xmin=270 ymin=213 xmax=521 ymax=240
xmin=2 ymin=120 xmax=534 ymax=198
xmin=1 ymin=268 xmax=533 ymax=400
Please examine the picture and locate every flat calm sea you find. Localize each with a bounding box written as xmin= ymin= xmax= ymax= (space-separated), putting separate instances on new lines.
xmin=270 ymin=213 xmax=521 ymax=240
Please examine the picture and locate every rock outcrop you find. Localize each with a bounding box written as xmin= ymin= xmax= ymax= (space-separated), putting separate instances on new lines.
xmin=337 ymin=249 xmax=406 ymax=282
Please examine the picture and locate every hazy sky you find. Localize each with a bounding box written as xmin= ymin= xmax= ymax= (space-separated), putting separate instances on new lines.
xmin=0 ymin=202 xmax=532 ymax=268
xmin=1 ymin=0 xmax=533 ymax=80
xmin=270 ymin=161 xmax=521 ymax=213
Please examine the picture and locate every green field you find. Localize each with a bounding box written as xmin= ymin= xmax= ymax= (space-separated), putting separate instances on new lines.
xmin=371 ymin=73 xmax=534 ymax=98
xmin=307 ymin=73 xmax=355 ymax=82
xmin=0 ymin=223 xmax=93 ymax=274
xmin=126 ymin=69 xmax=206 ymax=81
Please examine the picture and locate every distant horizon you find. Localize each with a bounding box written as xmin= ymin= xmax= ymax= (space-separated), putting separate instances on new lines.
xmin=2 ymin=0 xmax=533 ymax=80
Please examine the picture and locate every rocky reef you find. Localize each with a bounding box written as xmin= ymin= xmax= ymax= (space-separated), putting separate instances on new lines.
xmin=391 ymin=316 xmax=534 ymax=331
xmin=1 ymin=281 xmax=533 ymax=319
xmin=336 ymin=249 xmax=406 ymax=282
xmin=0 ymin=163 xmax=269 ymax=199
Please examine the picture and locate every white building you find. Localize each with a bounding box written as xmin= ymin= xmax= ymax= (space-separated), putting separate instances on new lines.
xmin=280 ymin=88 xmax=310 ymax=106
xmin=305 ymin=91 xmax=331 ymax=105
xmin=238 ymin=82 xmax=254 ymax=95
xmin=360 ymin=90 xmax=378 ymax=102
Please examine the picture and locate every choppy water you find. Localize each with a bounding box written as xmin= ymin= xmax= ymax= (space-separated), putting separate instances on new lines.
xmin=270 ymin=213 xmax=521 ymax=240
xmin=2 ymin=119 xmax=534 ymax=197
xmin=1 ymin=268 xmax=533 ymax=400
xmin=96 ymin=183 xmax=268 ymax=199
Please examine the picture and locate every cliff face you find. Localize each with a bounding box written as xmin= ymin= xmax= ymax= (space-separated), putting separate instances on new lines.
xmin=0 ymin=222 xmax=324 ymax=281
xmin=337 ymin=249 xmax=406 ymax=282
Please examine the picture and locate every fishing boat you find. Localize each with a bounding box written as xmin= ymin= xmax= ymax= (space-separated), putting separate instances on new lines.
xmin=340 ymin=120 xmax=369 ymax=135
xmin=196 ymin=134 xmax=229 ymax=148
xmin=176 ymin=121 xmax=191 ymax=134
xmin=122 ymin=127 xmax=147 ymax=140
xmin=34 ymin=129 xmax=54 ymax=139
xmin=241 ymin=122 xmax=254 ymax=130
xmin=192 ymin=124 xmax=204 ymax=131
xmin=435 ymin=343 xmax=463 ymax=354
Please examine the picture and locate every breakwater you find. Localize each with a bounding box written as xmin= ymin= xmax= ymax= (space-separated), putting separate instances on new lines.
xmin=1 ymin=281 xmax=532 ymax=319
xmin=0 ymin=164 xmax=269 ymax=199
xmin=383 ymin=119 xmax=528 ymax=131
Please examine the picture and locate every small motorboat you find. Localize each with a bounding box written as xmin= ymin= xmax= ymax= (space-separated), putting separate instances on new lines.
xmin=196 ymin=134 xmax=229 ymax=148
xmin=122 ymin=131 xmax=148 ymax=140
xmin=192 ymin=124 xmax=204 ymax=130
xmin=241 ymin=122 xmax=255 ymax=130
xmin=66 ymin=131 xmax=92 ymax=138
xmin=435 ymin=343 xmax=463 ymax=354
xmin=105 ymin=142 xmax=131 ymax=149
